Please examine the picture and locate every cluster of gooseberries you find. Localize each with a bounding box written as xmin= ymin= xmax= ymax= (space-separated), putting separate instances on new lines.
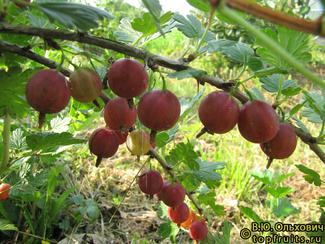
xmin=138 ymin=169 xmax=208 ymax=241
xmin=198 ymin=91 xmax=297 ymax=162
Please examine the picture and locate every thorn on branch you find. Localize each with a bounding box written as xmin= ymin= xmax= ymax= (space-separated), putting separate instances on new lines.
xmin=220 ymin=80 xmax=236 ymax=91
xmin=183 ymin=53 xmax=195 ymax=62
xmin=308 ymin=137 xmax=318 ymax=143
xmin=45 ymin=38 xmax=60 ymax=50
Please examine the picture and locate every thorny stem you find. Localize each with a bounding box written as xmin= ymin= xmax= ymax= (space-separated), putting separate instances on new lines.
xmin=225 ymin=0 xmax=324 ymax=37
xmin=217 ymin=0 xmax=325 ymax=88
xmin=0 ymin=110 xmax=11 ymax=177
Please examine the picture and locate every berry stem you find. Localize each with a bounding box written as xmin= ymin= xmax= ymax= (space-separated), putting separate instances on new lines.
xmin=0 ymin=110 xmax=11 ymax=177
xmin=157 ymin=69 xmax=167 ymax=92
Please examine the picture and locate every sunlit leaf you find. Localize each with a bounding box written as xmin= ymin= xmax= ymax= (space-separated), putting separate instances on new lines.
xmin=36 ymin=2 xmax=114 ymax=31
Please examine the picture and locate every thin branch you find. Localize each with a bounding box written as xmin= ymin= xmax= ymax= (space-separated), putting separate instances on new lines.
xmin=0 ymin=24 xmax=230 ymax=89
xmin=0 ymin=26 xmax=324 ymax=165
xmin=226 ymin=0 xmax=323 ymax=37
xmin=0 ymin=39 xmax=111 ymax=102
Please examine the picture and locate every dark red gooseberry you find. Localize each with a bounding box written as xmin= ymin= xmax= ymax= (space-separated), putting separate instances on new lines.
xmin=238 ymin=100 xmax=279 ymax=143
xmin=69 ymin=67 xmax=102 ymax=103
xmin=0 ymin=183 xmax=11 ymax=200
xmin=168 ymin=202 xmax=190 ymax=224
xmin=108 ymin=58 xmax=149 ymax=98
xmin=138 ymin=169 xmax=163 ymax=196
xmin=138 ymin=89 xmax=181 ymax=131
xmin=189 ymin=220 xmax=208 ymax=241
xmin=15 ymin=0 xmax=30 ymax=8
xmin=260 ymin=123 xmax=297 ymax=159
xmin=103 ymin=97 xmax=137 ymax=133
xmin=159 ymin=181 xmax=185 ymax=208
xmin=156 ymin=180 xmax=170 ymax=201
xmin=114 ymin=129 xmax=128 ymax=145
xmin=25 ymin=69 xmax=71 ymax=128
xmin=198 ymin=91 xmax=240 ymax=134
xmin=88 ymin=128 xmax=119 ymax=167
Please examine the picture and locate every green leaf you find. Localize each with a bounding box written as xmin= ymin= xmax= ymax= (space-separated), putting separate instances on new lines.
xmin=131 ymin=11 xmax=173 ymax=38
xmin=272 ymin=197 xmax=301 ymax=218
xmin=0 ymin=67 xmax=41 ymax=119
xmin=317 ymin=196 xmax=325 ymax=208
xmin=214 ymin=219 xmax=233 ymax=243
xmin=249 ymin=87 xmax=266 ymax=101
xmin=165 ymin=142 xmax=199 ymax=169
xmin=10 ymin=128 xmax=27 ymax=151
xmin=0 ymin=219 xmax=18 ymax=231
xmin=26 ymin=132 xmax=86 ymax=151
xmin=264 ymin=186 xmax=296 ymax=199
xmin=301 ymin=91 xmax=325 ymax=123
xmin=186 ymin=0 xmax=211 ymax=12
xmin=114 ymin=18 xmax=141 ymax=43
xmin=158 ymin=222 xmax=179 ymax=243
xmin=19 ymin=191 xmax=42 ymax=203
xmin=197 ymin=192 xmax=226 ymax=216
xmin=36 ymin=2 xmax=114 ymax=31
xmin=273 ymin=172 xmax=295 ymax=184
xmin=173 ymin=13 xmax=214 ymax=41
xmin=222 ymin=42 xmax=254 ymax=64
xmin=192 ymin=158 xmax=226 ymax=183
xmin=85 ymin=198 xmax=99 ymax=219
xmin=199 ymin=39 xmax=236 ymax=54
xmin=26 ymin=11 xmax=49 ymax=28
xmin=141 ymin=0 xmax=165 ymax=37
xmin=292 ymin=115 xmax=310 ymax=134
xmin=281 ymin=86 xmax=302 ymax=97
xmin=289 ymin=103 xmax=305 ymax=118
xmin=50 ymin=186 xmax=78 ymax=221
xmin=167 ymin=69 xmax=207 ymax=80
xmin=155 ymin=125 xmax=179 ymax=148
xmin=157 ymin=201 xmax=169 ymax=221
xmin=259 ymin=74 xmax=299 ymax=96
xmin=155 ymin=132 xmax=170 ymax=147
xmin=296 ymin=164 xmax=322 ymax=186
xmin=0 ymin=201 xmax=10 ymax=220
xmin=179 ymin=87 xmax=206 ymax=121
xmin=221 ymin=219 xmax=233 ymax=243
xmin=50 ymin=116 xmax=71 ymax=133
xmin=247 ymin=57 xmax=265 ymax=71
xmin=249 ymin=169 xmax=273 ymax=185
xmin=71 ymin=194 xmax=84 ymax=206
xmin=252 ymin=67 xmax=291 ymax=78
xmin=256 ymin=25 xmax=313 ymax=68
xmin=239 ymin=206 xmax=264 ymax=223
